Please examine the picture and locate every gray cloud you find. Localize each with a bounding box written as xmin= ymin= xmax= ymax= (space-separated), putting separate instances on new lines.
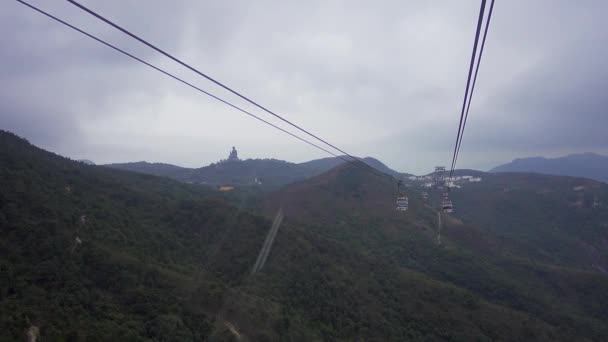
xmin=1 ymin=0 xmax=607 ymax=174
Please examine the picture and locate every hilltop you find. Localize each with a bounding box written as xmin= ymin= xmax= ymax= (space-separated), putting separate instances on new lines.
xmin=77 ymin=159 xmax=96 ymax=165
xmin=491 ymin=153 xmax=608 ymax=183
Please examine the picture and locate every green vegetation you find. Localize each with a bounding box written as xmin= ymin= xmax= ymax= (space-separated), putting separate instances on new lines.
xmin=0 ymin=131 xmax=267 ymax=341
xmin=1 ymin=130 xmax=608 ymax=341
xmin=451 ymin=172 xmax=608 ymax=270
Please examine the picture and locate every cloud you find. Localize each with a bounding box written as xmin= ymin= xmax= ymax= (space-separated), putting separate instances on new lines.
xmin=1 ymin=0 xmax=607 ymax=174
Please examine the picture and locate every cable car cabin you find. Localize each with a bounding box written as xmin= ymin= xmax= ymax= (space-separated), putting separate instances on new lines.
xmin=442 ymin=199 xmax=453 ymax=213
xmin=396 ymin=196 xmax=409 ymax=211
xmin=395 ymin=180 xmax=408 ymax=211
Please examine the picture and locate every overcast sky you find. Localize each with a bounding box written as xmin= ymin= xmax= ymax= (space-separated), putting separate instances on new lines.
xmin=2 ymin=0 xmax=607 ymax=174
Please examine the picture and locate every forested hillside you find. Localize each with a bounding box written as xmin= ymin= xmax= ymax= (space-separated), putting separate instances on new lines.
xmin=451 ymin=172 xmax=608 ymax=270
xmin=262 ymin=165 xmax=608 ymax=341
xmin=2 ymin=130 xmax=608 ymax=341
xmin=0 ymin=131 xmax=271 ymax=341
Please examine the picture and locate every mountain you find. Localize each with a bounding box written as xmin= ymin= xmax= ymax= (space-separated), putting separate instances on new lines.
xmin=262 ymin=165 xmax=608 ymax=340
xmin=490 ymin=153 xmax=608 ymax=183
xmin=105 ymin=155 xmax=406 ymax=189
xmin=0 ymin=131 xmax=274 ymax=340
xmin=3 ymin=129 xmax=608 ymax=340
xmin=265 ymin=165 xmax=608 ymax=272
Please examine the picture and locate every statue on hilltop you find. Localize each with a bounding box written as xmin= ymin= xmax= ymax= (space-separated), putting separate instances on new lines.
xmin=227 ymin=146 xmax=239 ymax=162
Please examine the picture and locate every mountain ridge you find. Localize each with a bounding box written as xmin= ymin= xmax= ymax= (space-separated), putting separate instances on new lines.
xmin=105 ymin=155 xmax=408 ymax=189
xmin=490 ymin=153 xmax=608 ymax=183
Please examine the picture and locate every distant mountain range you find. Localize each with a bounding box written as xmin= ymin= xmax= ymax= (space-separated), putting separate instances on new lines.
xmin=490 ymin=153 xmax=608 ymax=183
xmin=105 ymin=156 xmax=406 ymax=189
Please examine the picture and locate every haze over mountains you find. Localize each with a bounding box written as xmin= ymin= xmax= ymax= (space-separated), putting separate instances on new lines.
xmin=3 ymin=129 xmax=608 ymax=340
xmin=105 ymin=149 xmax=405 ymax=189
xmin=103 ymin=150 xmax=608 ymax=191
xmin=491 ymin=153 xmax=608 ymax=183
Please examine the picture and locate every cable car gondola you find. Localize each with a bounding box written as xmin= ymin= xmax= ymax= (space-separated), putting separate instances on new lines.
xmin=396 ymin=196 xmax=409 ymax=211
xmin=441 ymin=192 xmax=453 ymax=213
xmin=396 ymin=180 xmax=408 ymax=211
xmin=442 ymin=199 xmax=453 ymax=213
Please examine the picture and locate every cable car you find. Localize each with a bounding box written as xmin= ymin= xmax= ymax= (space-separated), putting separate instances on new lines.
xmin=441 ymin=192 xmax=453 ymax=212
xmin=396 ymin=180 xmax=408 ymax=211
xmin=442 ymin=199 xmax=453 ymax=212
xmin=396 ymin=195 xmax=409 ymax=211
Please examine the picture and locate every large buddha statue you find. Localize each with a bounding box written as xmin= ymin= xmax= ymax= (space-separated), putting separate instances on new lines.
xmin=227 ymin=146 xmax=239 ymax=161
